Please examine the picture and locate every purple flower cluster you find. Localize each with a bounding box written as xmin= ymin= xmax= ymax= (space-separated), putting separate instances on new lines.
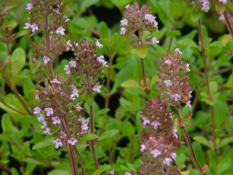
xmin=138 ymin=97 xmax=181 ymax=174
xmin=64 ymin=38 xmax=107 ymax=94
xmin=34 ymin=74 xmax=89 ymax=149
xmin=156 ymin=48 xmax=193 ymax=108
xmin=121 ymin=2 xmax=159 ymax=48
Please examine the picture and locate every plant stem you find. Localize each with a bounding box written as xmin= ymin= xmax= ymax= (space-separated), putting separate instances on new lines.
xmin=0 ymin=99 xmax=27 ymax=115
xmin=90 ymin=105 xmax=99 ymax=169
xmin=140 ymin=58 xmax=149 ymax=100
xmin=45 ymin=14 xmax=54 ymax=79
xmin=73 ymin=146 xmax=86 ymax=175
xmin=66 ymin=144 xmax=78 ymax=175
xmin=85 ymin=71 xmax=99 ymax=169
xmin=177 ymin=108 xmax=205 ymax=175
xmin=223 ymin=10 xmax=233 ymax=38
xmin=198 ymin=18 xmax=218 ymax=161
xmin=167 ymin=37 xmax=173 ymax=55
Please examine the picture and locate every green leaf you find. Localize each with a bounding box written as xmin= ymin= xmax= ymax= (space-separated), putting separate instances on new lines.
xmin=191 ymin=10 xmax=201 ymax=23
xmin=177 ymin=38 xmax=198 ymax=48
xmin=32 ymin=138 xmax=54 ymax=150
xmin=0 ymin=5 xmax=16 ymax=14
xmin=48 ymin=170 xmax=70 ymax=175
xmin=192 ymin=142 xmax=205 ymax=166
xmin=200 ymin=82 xmax=220 ymax=106
xmin=121 ymin=80 xmax=141 ymax=89
xmin=135 ymin=46 xmax=148 ymax=58
xmin=219 ymin=137 xmax=233 ymax=148
xmin=98 ymin=129 xmax=119 ymax=141
xmin=226 ymin=72 xmax=233 ymax=91
xmin=10 ymin=75 xmax=27 ymax=87
xmin=79 ymin=133 xmax=98 ymax=141
xmin=99 ymin=22 xmax=110 ymax=41
xmin=209 ymin=41 xmax=226 ymax=47
xmin=13 ymin=31 xmax=29 ymax=40
xmin=165 ymin=30 xmax=181 ymax=37
xmin=23 ymin=158 xmax=47 ymax=166
xmin=193 ymin=136 xmax=210 ymax=147
xmin=23 ymin=79 xmax=36 ymax=103
xmin=80 ymin=0 xmax=98 ymax=12
xmin=92 ymin=165 xmax=111 ymax=175
xmin=10 ymin=48 xmax=26 ymax=76
xmin=94 ymin=108 xmax=110 ymax=118
xmin=1 ymin=114 xmax=13 ymax=132
xmin=0 ymin=20 xmax=17 ymax=30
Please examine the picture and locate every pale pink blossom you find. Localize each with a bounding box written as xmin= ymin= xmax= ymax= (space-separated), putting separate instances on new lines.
xmin=186 ymin=101 xmax=192 ymax=108
xmin=52 ymin=116 xmax=61 ymax=125
xmin=120 ymin=27 xmax=126 ymax=35
xmin=31 ymin=23 xmax=38 ymax=33
xmin=33 ymin=107 xmax=41 ymax=114
xmin=151 ymin=121 xmax=161 ymax=129
xmin=219 ymin=0 xmax=227 ymax=4
xmin=163 ymin=158 xmax=172 ymax=166
xmin=151 ymin=37 xmax=159 ymax=44
xmin=140 ymin=144 xmax=146 ymax=152
xmin=24 ymin=23 xmax=31 ymax=29
xmin=151 ymin=149 xmax=161 ymax=158
xmin=44 ymin=108 xmax=54 ymax=116
xmin=41 ymin=122 xmax=47 ymax=129
xmin=219 ymin=14 xmax=225 ymax=21
xmin=93 ymin=85 xmax=101 ymax=92
xmin=95 ymin=40 xmax=103 ymax=48
xmin=50 ymin=79 xmax=61 ymax=84
xmin=164 ymin=80 xmax=172 ymax=87
xmin=165 ymin=59 xmax=172 ymax=65
xmin=171 ymin=94 xmax=181 ymax=101
xmin=120 ymin=19 xmax=128 ymax=26
xmin=186 ymin=64 xmax=190 ymax=72
xmin=125 ymin=5 xmax=130 ymax=9
xmin=44 ymin=128 xmax=52 ymax=135
xmin=125 ymin=173 xmax=131 ymax=175
xmin=64 ymin=65 xmax=71 ymax=74
xmin=66 ymin=40 xmax=72 ymax=51
xmin=56 ymin=27 xmax=65 ymax=35
xmin=68 ymin=138 xmax=78 ymax=145
xmin=69 ymin=61 xmax=76 ymax=68
xmin=171 ymin=153 xmax=177 ymax=160
xmin=53 ymin=138 xmax=63 ymax=149
xmin=38 ymin=114 xmax=45 ymax=122
xmin=145 ymin=14 xmax=156 ymax=23
xmin=43 ymin=56 xmax=50 ymax=65
xmin=110 ymin=171 xmax=115 ymax=175
xmin=174 ymin=48 xmax=182 ymax=58
xmin=142 ymin=117 xmax=150 ymax=127
xmin=26 ymin=3 xmax=33 ymax=10
xmin=70 ymin=88 xmax=79 ymax=100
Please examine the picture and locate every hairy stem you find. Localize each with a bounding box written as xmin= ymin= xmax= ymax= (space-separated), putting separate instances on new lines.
xmin=66 ymin=144 xmax=78 ymax=175
xmin=223 ymin=10 xmax=233 ymax=38
xmin=198 ymin=18 xmax=218 ymax=161
xmin=140 ymin=58 xmax=149 ymax=100
xmin=86 ymin=71 xmax=99 ymax=169
xmin=177 ymin=108 xmax=205 ymax=175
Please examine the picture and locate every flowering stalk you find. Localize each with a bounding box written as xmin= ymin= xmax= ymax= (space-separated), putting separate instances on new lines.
xmin=198 ymin=18 xmax=218 ymax=161
xmin=140 ymin=58 xmax=149 ymax=100
xmin=223 ymin=10 xmax=233 ymax=38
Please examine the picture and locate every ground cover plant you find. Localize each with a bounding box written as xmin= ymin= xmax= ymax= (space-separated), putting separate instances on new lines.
xmin=0 ymin=0 xmax=233 ymax=175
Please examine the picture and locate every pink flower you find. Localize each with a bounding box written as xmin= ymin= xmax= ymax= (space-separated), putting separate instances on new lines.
xmin=174 ymin=48 xmax=182 ymax=58
xmin=140 ymin=144 xmax=146 ymax=152
xmin=145 ymin=14 xmax=156 ymax=23
xmin=41 ymin=122 xmax=47 ymax=129
xmin=151 ymin=149 xmax=161 ymax=158
xmin=69 ymin=61 xmax=76 ymax=68
xmin=26 ymin=3 xmax=33 ymax=10
xmin=95 ymin=40 xmax=103 ymax=48
xmin=169 ymin=113 xmax=174 ymax=120
xmin=66 ymin=40 xmax=72 ymax=51
xmin=151 ymin=121 xmax=161 ymax=129
xmin=186 ymin=64 xmax=190 ymax=72
xmin=43 ymin=56 xmax=51 ymax=65
xmin=68 ymin=138 xmax=78 ymax=145
xmin=31 ymin=23 xmax=38 ymax=33
xmin=93 ymin=85 xmax=101 ymax=92
xmin=24 ymin=23 xmax=31 ymax=29
xmin=64 ymin=65 xmax=71 ymax=74
xmin=70 ymin=88 xmax=79 ymax=100
xmin=33 ymin=107 xmax=41 ymax=114
xmin=110 ymin=171 xmax=114 ymax=175
xmin=125 ymin=173 xmax=131 ymax=175
xmin=44 ymin=128 xmax=52 ymax=135
xmin=120 ymin=19 xmax=128 ymax=26
xmin=171 ymin=94 xmax=181 ymax=101
xmin=219 ymin=0 xmax=227 ymax=4
xmin=151 ymin=37 xmax=159 ymax=44
xmin=165 ymin=59 xmax=172 ymax=65
xmin=50 ymin=79 xmax=61 ymax=84
xmin=97 ymin=56 xmax=108 ymax=67
xmin=52 ymin=116 xmax=61 ymax=125
xmin=219 ymin=14 xmax=225 ymax=21
xmin=56 ymin=27 xmax=65 ymax=35
xmin=44 ymin=108 xmax=54 ymax=116
xmin=38 ymin=114 xmax=45 ymax=122
xmin=186 ymin=101 xmax=192 ymax=108
xmin=120 ymin=27 xmax=126 ymax=35
xmin=163 ymin=158 xmax=172 ymax=166
xmin=142 ymin=117 xmax=150 ymax=127
xmin=164 ymin=80 xmax=172 ymax=87
xmin=125 ymin=5 xmax=130 ymax=9
xmin=53 ymin=138 xmax=63 ymax=149
xmin=171 ymin=153 xmax=177 ymax=160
